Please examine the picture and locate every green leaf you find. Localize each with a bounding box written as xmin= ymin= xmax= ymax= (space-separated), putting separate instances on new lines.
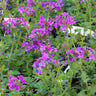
xmin=12 ymin=71 xmax=20 ymax=75
xmin=77 ymin=90 xmax=87 ymax=96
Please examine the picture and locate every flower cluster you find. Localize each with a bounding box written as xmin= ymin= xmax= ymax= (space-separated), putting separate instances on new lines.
xmin=32 ymin=52 xmax=51 ymax=74
xmin=36 ymin=13 xmax=76 ymax=32
xmin=32 ymin=44 xmax=59 ymax=74
xmin=23 ymin=40 xmax=59 ymax=74
xmin=66 ymin=46 xmax=95 ymax=62
xmin=17 ymin=2 xmax=34 ymax=15
xmin=41 ymin=0 xmax=64 ymax=11
xmin=8 ymin=75 xmax=27 ymax=91
xmin=22 ymin=28 xmax=59 ymax=74
xmin=1 ymin=17 xmax=29 ymax=34
xmin=17 ymin=7 xmax=34 ymax=15
xmin=21 ymin=12 xmax=76 ymax=74
xmin=54 ymin=12 xmax=76 ymax=31
xmin=24 ymin=39 xmax=44 ymax=51
xmin=29 ymin=28 xmax=51 ymax=39
xmin=36 ymin=16 xmax=54 ymax=30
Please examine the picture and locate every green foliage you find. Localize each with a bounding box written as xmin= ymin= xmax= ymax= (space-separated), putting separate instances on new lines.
xmin=0 ymin=0 xmax=96 ymax=96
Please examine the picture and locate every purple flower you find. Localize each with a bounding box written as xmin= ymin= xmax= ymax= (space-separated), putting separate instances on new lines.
xmin=52 ymin=60 xmax=57 ymax=64
xmin=77 ymin=52 xmax=85 ymax=59
xmin=41 ymin=1 xmax=64 ymax=11
xmin=0 ymin=52 xmax=3 ymax=56
xmin=36 ymin=16 xmax=46 ymax=26
xmin=0 ymin=7 xmax=3 ymax=10
xmin=6 ymin=29 xmax=10 ymax=34
xmin=48 ymin=42 xmax=53 ymax=45
xmin=63 ymin=61 xmax=67 ymax=65
xmin=27 ymin=0 xmax=31 ymax=4
xmin=48 ymin=18 xmax=54 ymax=26
xmin=36 ymin=69 xmax=42 ymax=75
xmin=54 ymin=12 xmax=76 ymax=31
xmin=2 ymin=17 xmax=29 ymax=34
xmin=51 ymin=53 xmax=54 ymax=57
xmin=84 ymin=58 xmax=89 ymax=62
xmin=89 ymin=54 xmax=95 ymax=61
xmin=79 ymin=0 xmax=84 ymax=3
xmin=32 ymin=51 xmax=53 ymax=74
xmin=47 ymin=47 xmax=52 ymax=51
xmin=40 ymin=45 xmax=47 ymax=51
xmin=25 ymin=46 xmax=32 ymax=51
xmin=17 ymin=75 xmax=24 ymax=80
xmin=61 ymin=25 xmax=66 ymax=31
xmin=66 ymin=46 xmax=95 ymax=62
xmin=69 ymin=56 xmax=73 ymax=62
xmin=17 ymin=7 xmax=24 ymax=14
xmin=30 ymin=2 xmax=35 ymax=7
xmin=6 ymin=4 xmax=12 ymax=8
xmin=1 ymin=26 xmax=5 ymax=30
xmin=29 ymin=28 xmax=50 ymax=39
xmin=52 ymin=47 xmax=57 ymax=52
xmin=92 ymin=33 xmax=96 ymax=39
xmin=61 ymin=12 xmax=69 ymax=16
xmin=8 ymin=75 xmax=27 ymax=91
xmin=21 ymin=41 xmax=29 ymax=47
xmin=24 ymin=8 xmax=34 ymax=15
xmin=57 ymin=0 xmax=63 ymax=3
xmin=66 ymin=49 xmax=75 ymax=54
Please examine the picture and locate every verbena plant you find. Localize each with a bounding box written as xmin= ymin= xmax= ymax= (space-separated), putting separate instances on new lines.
xmin=0 ymin=0 xmax=96 ymax=96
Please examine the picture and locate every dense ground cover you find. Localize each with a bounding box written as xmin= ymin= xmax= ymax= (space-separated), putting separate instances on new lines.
xmin=0 ymin=0 xmax=96 ymax=96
